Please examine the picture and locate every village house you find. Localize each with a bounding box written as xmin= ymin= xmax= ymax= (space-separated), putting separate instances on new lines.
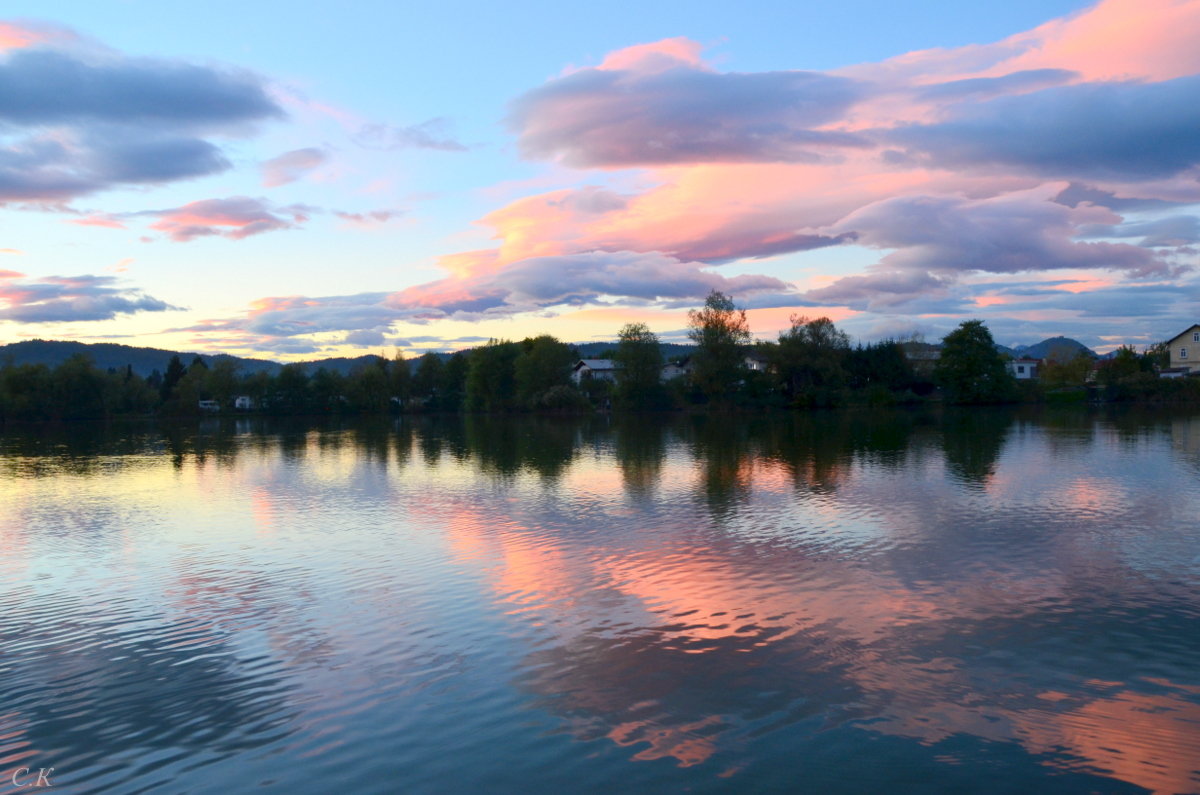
xmin=571 ymin=359 xmax=621 ymax=384
xmin=198 ymin=399 xmax=221 ymax=412
xmin=1163 ymin=324 xmax=1200 ymax=375
xmin=660 ymin=359 xmax=690 ymax=381
xmin=743 ymin=352 xmax=770 ymax=372
xmin=1008 ymin=357 xmax=1041 ymax=380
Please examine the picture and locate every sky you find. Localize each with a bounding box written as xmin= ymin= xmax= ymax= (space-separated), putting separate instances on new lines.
xmin=1 ymin=0 xmax=1198 ymax=358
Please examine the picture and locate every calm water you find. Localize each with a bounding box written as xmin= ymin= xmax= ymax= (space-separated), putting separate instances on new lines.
xmin=2 ymin=409 xmax=1199 ymax=794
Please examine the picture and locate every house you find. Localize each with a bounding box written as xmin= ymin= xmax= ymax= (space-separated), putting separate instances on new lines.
xmin=901 ymin=341 xmax=941 ymax=378
xmin=198 ymin=399 xmax=221 ymax=412
xmin=1164 ymin=324 xmax=1200 ymax=374
xmin=660 ymin=359 xmax=690 ymax=381
xmin=234 ymin=395 xmax=254 ymax=410
xmin=1008 ymin=357 xmax=1041 ymax=380
xmin=571 ymin=359 xmax=622 ymax=384
xmin=743 ymin=352 xmax=770 ymax=372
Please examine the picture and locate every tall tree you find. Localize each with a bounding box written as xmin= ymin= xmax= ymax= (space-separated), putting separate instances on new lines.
xmin=773 ymin=315 xmax=850 ymax=405
xmin=613 ymin=323 xmax=667 ymax=410
xmin=160 ymin=355 xmax=187 ymax=402
xmin=687 ymin=290 xmax=752 ymax=404
xmin=466 ymin=340 xmax=521 ymax=412
xmin=438 ymin=352 xmax=468 ymax=411
xmin=413 ymin=353 xmax=444 ymax=405
xmin=514 ymin=335 xmax=575 ymax=408
xmin=934 ymin=320 xmax=1016 ymax=404
xmin=390 ymin=350 xmax=412 ymax=407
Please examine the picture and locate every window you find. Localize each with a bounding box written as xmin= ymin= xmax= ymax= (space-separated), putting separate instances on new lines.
xmin=1193 ymin=331 xmax=1198 ymax=342
xmin=1182 ymin=347 xmax=1189 ymax=359
xmin=1017 ymin=365 xmax=1025 ymax=374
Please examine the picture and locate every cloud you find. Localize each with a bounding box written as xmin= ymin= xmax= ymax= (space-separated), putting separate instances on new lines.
xmin=333 ymin=209 xmax=402 ymax=226
xmin=1078 ymin=215 xmax=1200 ymax=247
xmin=0 ymin=273 xmax=181 ymax=322
xmin=261 ymin=147 xmax=327 ymax=187
xmin=342 ymin=328 xmax=386 ymax=346
xmin=510 ymin=38 xmax=869 ymax=167
xmin=184 ymin=250 xmax=793 ymax=350
xmin=352 ymin=118 xmax=467 ymax=152
xmin=887 ymin=76 xmax=1200 ymax=181
xmin=0 ymin=27 xmax=281 ymax=203
xmin=139 ymin=196 xmax=312 ymax=242
xmin=837 ymin=191 xmax=1167 ymax=277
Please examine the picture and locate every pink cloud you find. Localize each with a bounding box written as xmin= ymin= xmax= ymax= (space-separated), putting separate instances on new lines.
xmin=260 ymin=147 xmax=327 ymax=187
xmin=0 ymin=21 xmax=76 ymax=50
xmin=145 ymin=197 xmax=309 ymax=242
xmin=68 ymin=214 xmax=126 ymax=229
xmin=596 ymin=37 xmax=707 ymax=73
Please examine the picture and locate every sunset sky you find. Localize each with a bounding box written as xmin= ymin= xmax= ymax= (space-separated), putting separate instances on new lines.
xmin=1 ymin=0 xmax=1198 ymax=358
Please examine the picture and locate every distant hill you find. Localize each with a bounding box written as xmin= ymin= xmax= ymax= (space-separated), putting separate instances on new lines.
xmin=0 ymin=340 xmax=281 ymax=377
xmin=0 ymin=339 xmax=412 ymax=377
xmin=572 ymin=341 xmax=695 ymax=360
xmin=1008 ymin=337 xmax=1098 ymax=360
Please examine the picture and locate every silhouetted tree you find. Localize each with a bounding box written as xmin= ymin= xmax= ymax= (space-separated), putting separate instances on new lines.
xmin=613 ymin=323 xmax=669 ymax=410
xmin=934 ymin=320 xmax=1016 ymax=404
xmin=688 ymin=290 xmax=751 ymax=405
xmin=466 ymin=340 xmax=521 ymax=412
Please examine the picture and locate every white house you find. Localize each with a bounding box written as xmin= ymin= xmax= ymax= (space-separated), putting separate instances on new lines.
xmin=660 ymin=360 xmax=690 ymax=381
xmin=198 ymin=399 xmax=221 ymax=412
xmin=1008 ymin=358 xmax=1041 ymax=380
xmin=571 ymin=359 xmax=622 ymax=384
xmin=234 ymin=395 xmax=254 ymax=410
xmin=743 ymin=352 xmax=770 ymax=372
xmin=1164 ymin=324 xmax=1200 ymax=374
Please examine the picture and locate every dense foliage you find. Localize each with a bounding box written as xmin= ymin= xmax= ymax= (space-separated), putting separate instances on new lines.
xmin=934 ymin=320 xmax=1017 ymax=404
xmin=4 ymin=299 xmax=1195 ymax=422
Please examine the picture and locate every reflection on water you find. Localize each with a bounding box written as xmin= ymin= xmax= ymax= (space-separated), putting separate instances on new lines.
xmin=2 ymin=408 xmax=1199 ymax=794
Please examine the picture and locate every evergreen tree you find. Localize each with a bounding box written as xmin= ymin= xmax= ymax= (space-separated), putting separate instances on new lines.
xmin=160 ymin=355 xmax=187 ymax=402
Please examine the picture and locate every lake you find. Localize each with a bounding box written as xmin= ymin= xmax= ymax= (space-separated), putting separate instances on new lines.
xmin=1 ymin=409 xmax=1198 ymax=794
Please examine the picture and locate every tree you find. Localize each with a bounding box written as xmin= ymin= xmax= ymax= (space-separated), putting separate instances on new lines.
xmin=160 ymin=355 xmax=187 ymax=402
xmin=466 ymin=340 xmax=521 ymax=412
xmin=207 ymin=360 xmax=239 ymax=408
xmin=1098 ymin=345 xmax=1143 ymax=387
xmin=390 ymin=350 xmax=412 ymax=408
xmin=688 ymin=290 xmax=752 ymax=404
xmin=274 ymin=364 xmax=311 ymax=414
xmin=1041 ymin=351 xmax=1094 ymax=388
xmin=413 ymin=353 xmax=444 ymax=406
xmin=514 ymin=335 xmax=575 ymax=408
xmin=773 ymin=315 xmax=850 ymax=406
xmin=438 ymin=352 xmax=468 ymax=411
xmin=613 ymin=322 xmax=668 ymax=410
xmin=934 ymin=320 xmax=1016 ymax=404
xmin=347 ymin=357 xmax=390 ymax=413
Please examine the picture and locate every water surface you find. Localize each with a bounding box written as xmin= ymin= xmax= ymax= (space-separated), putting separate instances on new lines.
xmin=2 ymin=409 xmax=1199 ymax=793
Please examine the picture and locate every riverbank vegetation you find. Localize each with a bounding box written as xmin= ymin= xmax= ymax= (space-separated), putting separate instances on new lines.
xmin=1 ymin=291 xmax=1193 ymax=421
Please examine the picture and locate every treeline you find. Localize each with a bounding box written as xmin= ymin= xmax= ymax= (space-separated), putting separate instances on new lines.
xmin=0 ymin=291 xmax=928 ymax=420
xmin=2 ymin=290 xmax=1188 ymax=422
